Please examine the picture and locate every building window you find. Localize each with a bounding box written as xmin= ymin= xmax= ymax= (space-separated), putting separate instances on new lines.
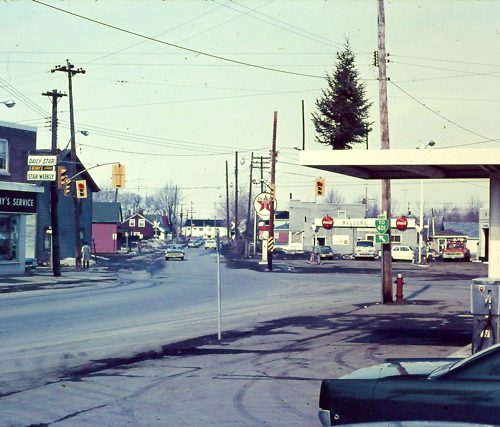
xmin=129 ymin=218 xmax=136 ymax=227
xmin=365 ymin=234 xmax=375 ymax=241
xmin=0 ymin=139 xmax=8 ymax=172
xmin=391 ymin=235 xmax=402 ymax=243
xmin=138 ymin=218 xmax=145 ymax=228
xmin=0 ymin=215 xmax=19 ymax=261
xmin=337 ymin=210 xmax=347 ymax=219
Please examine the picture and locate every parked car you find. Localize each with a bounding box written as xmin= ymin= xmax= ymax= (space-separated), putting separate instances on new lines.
xmin=443 ymin=240 xmax=471 ymax=262
xmin=313 ymin=245 xmax=335 ymax=260
xmin=318 ymin=343 xmax=500 ymax=426
xmin=204 ymin=238 xmax=217 ymax=250
xmin=187 ymin=239 xmax=202 ymax=248
xmin=165 ymin=244 xmax=185 ymax=261
xmin=354 ymin=240 xmax=377 ymax=260
xmin=391 ymin=245 xmax=414 ymax=262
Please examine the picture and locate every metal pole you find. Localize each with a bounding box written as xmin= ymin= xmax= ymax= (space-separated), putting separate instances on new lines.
xmin=378 ymin=0 xmax=393 ymax=303
xmin=246 ymin=152 xmax=254 ymax=252
xmin=216 ymin=230 xmax=222 ymax=340
xmin=235 ymin=151 xmax=239 ymax=240
xmin=418 ymin=179 xmax=424 ymax=264
xmin=225 ymin=161 xmax=231 ymax=243
xmin=301 ymin=100 xmax=305 ymax=150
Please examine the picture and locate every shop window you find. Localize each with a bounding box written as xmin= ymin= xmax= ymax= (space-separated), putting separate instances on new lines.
xmin=365 ymin=234 xmax=375 ymax=241
xmin=129 ymin=218 xmax=136 ymax=227
xmin=138 ymin=218 xmax=145 ymax=228
xmin=0 ymin=139 xmax=8 ymax=172
xmin=0 ymin=215 xmax=19 ymax=261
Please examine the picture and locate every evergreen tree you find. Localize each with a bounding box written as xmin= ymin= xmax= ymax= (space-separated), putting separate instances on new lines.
xmin=312 ymin=40 xmax=372 ymax=149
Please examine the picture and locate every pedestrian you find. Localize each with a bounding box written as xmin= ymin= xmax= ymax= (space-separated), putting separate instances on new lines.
xmin=81 ymin=242 xmax=91 ymax=268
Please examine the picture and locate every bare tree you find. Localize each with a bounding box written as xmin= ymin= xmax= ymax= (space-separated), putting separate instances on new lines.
xmin=325 ymin=189 xmax=345 ymax=204
xmin=93 ymin=185 xmax=116 ymax=203
xmin=119 ymin=192 xmax=142 ymax=216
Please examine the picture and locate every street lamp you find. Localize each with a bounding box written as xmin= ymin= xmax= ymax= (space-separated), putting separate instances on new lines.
xmin=416 ymin=140 xmax=436 ymax=264
xmin=1 ymin=99 xmax=15 ymax=108
xmin=62 ymin=130 xmax=88 ymax=151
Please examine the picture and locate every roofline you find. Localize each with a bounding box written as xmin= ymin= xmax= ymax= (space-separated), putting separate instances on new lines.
xmin=0 ymin=121 xmax=37 ymax=133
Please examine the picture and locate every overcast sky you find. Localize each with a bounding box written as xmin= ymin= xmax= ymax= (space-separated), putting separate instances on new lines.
xmin=2 ymin=0 xmax=499 ymax=217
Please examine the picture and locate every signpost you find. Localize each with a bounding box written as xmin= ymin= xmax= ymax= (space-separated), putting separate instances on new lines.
xmin=375 ymin=234 xmax=390 ymax=244
xmin=27 ymin=155 xmax=58 ymax=181
xmin=254 ymin=192 xmax=277 ymax=219
xmin=375 ymin=218 xmax=389 ymax=234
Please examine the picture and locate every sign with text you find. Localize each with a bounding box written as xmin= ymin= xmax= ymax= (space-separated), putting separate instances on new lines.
xmin=375 ymin=219 xmax=389 ymax=234
xmin=321 ymin=215 xmax=334 ymax=230
xmin=396 ymin=216 xmax=409 ymax=231
xmin=0 ymin=189 xmax=37 ymax=214
xmin=27 ymin=168 xmax=56 ymax=181
xmin=28 ymin=155 xmax=57 ymax=166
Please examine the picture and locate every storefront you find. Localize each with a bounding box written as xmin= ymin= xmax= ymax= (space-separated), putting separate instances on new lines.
xmin=0 ymin=182 xmax=44 ymax=275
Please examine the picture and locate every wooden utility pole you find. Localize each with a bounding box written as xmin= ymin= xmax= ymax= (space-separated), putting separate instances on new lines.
xmin=378 ymin=0 xmax=393 ymax=303
xmin=225 ymin=161 xmax=231 ymax=242
xmin=301 ymin=100 xmax=305 ymax=150
xmin=234 ymin=151 xmax=239 ymax=239
xmin=268 ymin=111 xmax=278 ymax=271
xmin=246 ymin=152 xmax=254 ymax=242
xmin=42 ymin=89 xmax=66 ymax=277
xmin=52 ymin=60 xmax=86 ymax=268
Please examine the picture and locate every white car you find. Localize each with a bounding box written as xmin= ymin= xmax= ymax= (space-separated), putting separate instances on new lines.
xmin=165 ymin=244 xmax=185 ymax=261
xmin=204 ymin=238 xmax=217 ymax=250
xmin=354 ymin=240 xmax=377 ymax=260
xmin=391 ymin=245 xmax=414 ymax=262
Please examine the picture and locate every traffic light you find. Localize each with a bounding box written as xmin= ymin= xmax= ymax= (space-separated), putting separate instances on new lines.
xmin=112 ymin=164 xmax=126 ymax=189
xmin=315 ymin=178 xmax=325 ymax=196
xmin=75 ymin=180 xmax=87 ymax=199
xmin=57 ymin=166 xmax=67 ymax=189
xmin=64 ymin=178 xmax=71 ymax=196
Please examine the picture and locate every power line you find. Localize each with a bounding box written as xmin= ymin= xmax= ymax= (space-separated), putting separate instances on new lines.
xmin=31 ymin=0 xmax=324 ymax=79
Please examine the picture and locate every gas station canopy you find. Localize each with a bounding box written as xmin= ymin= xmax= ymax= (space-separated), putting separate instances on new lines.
xmin=299 ymin=147 xmax=500 ymax=279
xmin=299 ymin=148 xmax=500 ymax=180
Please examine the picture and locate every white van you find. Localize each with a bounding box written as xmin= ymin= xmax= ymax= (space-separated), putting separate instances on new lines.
xmin=354 ymin=240 xmax=377 ymax=260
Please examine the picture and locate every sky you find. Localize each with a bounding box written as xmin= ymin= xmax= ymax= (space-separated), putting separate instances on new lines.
xmin=2 ymin=0 xmax=499 ymax=218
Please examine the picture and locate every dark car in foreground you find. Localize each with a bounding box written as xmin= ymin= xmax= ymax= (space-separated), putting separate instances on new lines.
xmin=319 ymin=343 xmax=500 ymax=426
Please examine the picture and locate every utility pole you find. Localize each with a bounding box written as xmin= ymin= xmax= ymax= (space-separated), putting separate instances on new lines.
xmin=42 ymin=89 xmax=66 ymax=277
xmin=225 ymin=161 xmax=231 ymax=243
xmin=378 ymin=0 xmax=393 ymax=303
xmin=245 ymin=152 xmax=254 ymax=247
xmin=301 ymin=100 xmax=305 ymax=150
xmin=234 ymin=151 xmax=239 ymax=240
xmin=52 ymin=60 xmax=86 ymax=268
xmin=268 ymin=111 xmax=278 ymax=271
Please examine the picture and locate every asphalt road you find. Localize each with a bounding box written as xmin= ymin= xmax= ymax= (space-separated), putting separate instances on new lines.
xmin=0 ymin=251 xmax=486 ymax=426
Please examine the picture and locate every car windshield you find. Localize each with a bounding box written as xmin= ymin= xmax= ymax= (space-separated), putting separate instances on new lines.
xmin=356 ymin=241 xmax=373 ymax=247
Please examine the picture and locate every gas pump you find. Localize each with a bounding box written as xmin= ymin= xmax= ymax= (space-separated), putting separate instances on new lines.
xmin=471 ymin=279 xmax=500 ymax=353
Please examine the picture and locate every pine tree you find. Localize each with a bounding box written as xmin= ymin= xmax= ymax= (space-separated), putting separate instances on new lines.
xmin=312 ymin=40 xmax=372 ymax=150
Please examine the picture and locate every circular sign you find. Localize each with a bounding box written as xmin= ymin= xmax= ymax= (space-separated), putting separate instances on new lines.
xmin=396 ymin=216 xmax=408 ymax=231
xmin=322 ymin=215 xmax=334 ymax=230
xmin=253 ymin=192 xmax=277 ymax=219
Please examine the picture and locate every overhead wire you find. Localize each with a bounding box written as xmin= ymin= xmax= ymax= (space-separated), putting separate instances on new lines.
xmin=31 ymin=0 xmax=324 ymax=79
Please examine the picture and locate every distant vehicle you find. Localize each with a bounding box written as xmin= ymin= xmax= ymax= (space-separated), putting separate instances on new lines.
xmin=442 ymin=240 xmax=471 ymax=262
xmin=204 ymin=238 xmax=217 ymax=250
xmin=24 ymin=257 xmax=37 ymax=270
xmin=318 ymin=343 xmax=500 ymax=426
xmin=313 ymin=245 xmax=334 ymax=260
xmin=354 ymin=240 xmax=376 ymax=260
xmin=391 ymin=245 xmax=414 ymax=262
xmin=187 ymin=239 xmax=202 ymax=248
xmin=165 ymin=244 xmax=185 ymax=261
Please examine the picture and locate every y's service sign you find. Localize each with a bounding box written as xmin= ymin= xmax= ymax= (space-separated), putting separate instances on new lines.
xmin=0 ymin=189 xmax=37 ymax=214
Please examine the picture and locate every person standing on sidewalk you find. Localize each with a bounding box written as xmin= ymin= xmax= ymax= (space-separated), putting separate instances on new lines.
xmin=81 ymin=242 xmax=91 ymax=268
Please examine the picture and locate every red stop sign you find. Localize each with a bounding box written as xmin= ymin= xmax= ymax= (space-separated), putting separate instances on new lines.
xmin=322 ymin=215 xmax=334 ymax=230
xmin=396 ymin=216 xmax=408 ymax=231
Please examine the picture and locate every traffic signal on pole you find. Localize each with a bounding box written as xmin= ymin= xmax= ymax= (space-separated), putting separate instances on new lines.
xmin=75 ymin=180 xmax=87 ymax=199
xmin=112 ymin=164 xmax=126 ymax=189
xmin=64 ymin=178 xmax=71 ymax=196
xmin=57 ymin=166 xmax=67 ymax=189
xmin=315 ymin=178 xmax=325 ymax=196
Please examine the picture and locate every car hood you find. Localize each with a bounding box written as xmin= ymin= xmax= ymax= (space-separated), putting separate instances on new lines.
xmin=340 ymin=359 xmax=457 ymax=380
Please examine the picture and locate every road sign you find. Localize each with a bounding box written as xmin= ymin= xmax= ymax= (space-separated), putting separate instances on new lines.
xmin=322 ymin=215 xmax=334 ymax=230
xmin=27 ymin=169 xmax=56 ymax=181
xmin=396 ymin=216 xmax=408 ymax=231
xmin=375 ymin=219 xmax=389 ymax=234
xmin=375 ymin=234 xmax=390 ymax=244
xmin=28 ymin=155 xmax=57 ymax=166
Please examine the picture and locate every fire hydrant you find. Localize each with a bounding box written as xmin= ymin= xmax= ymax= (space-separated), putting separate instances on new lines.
xmin=395 ymin=273 xmax=405 ymax=304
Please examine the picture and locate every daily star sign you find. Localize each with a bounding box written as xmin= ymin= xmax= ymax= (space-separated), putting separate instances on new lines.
xmin=322 ymin=215 xmax=334 ymax=230
xmin=396 ymin=216 xmax=409 ymax=231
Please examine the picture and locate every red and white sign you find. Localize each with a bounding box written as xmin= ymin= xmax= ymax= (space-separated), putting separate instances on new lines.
xmin=254 ymin=192 xmax=277 ymax=219
xmin=396 ymin=216 xmax=408 ymax=231
xmin=322 ymin=215 xmax=334 ymax=230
